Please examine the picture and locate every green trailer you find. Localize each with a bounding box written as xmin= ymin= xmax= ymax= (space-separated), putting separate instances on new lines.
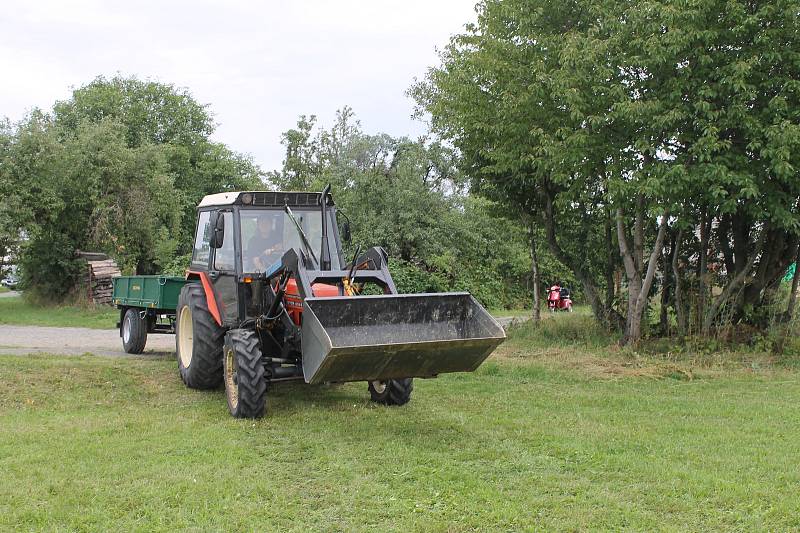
xmin=112 ymin=275 xmax=188 ymax=354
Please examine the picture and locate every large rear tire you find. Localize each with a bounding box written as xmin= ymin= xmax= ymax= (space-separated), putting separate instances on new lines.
xmin=368 ymin=378 xmax=413 ymax=406
xmin=121 ymin=308 xmax=147 ymax=354
xmin=175 ymin=283 xmax=225 ymax=389
xmin=223 ymin=329 xmax=267 ymax=418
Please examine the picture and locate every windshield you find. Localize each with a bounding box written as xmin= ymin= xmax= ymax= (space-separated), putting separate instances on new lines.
xmin=239 ymin=208 xmax=340 ymax=272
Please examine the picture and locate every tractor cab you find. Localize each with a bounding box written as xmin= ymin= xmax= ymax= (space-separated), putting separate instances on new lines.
xmin=187 ymin=190 xmax=349 ymax=327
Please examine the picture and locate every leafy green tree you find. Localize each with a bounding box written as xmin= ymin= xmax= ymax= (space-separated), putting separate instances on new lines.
xmin=411 ymin=0 xmax=625 ymax=330
xmin=0 ymin=76 xmax=264 ymax=300
xmin=413 ymin=0 xmax=800 ymax=343
xmin=270 ymin=109 xmax=566 ymax=309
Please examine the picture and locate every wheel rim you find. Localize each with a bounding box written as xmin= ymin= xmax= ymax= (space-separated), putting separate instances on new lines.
xmin=122 ymin=315 xmax=131 ymax=343
xmin=371 ymin=380 xmax=387 ymax=394
xmin=178 ymin=305 xmax=193 ymax=367
xmin=225 ymin=346 xmax=238 ymax=410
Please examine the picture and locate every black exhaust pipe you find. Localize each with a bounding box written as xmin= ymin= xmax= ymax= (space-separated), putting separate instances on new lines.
xmin=319 ymin=184 xmax=332 ymax=270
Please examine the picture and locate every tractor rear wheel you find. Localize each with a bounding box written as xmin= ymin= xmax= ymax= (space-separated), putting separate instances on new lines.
xmin=175 ymin=283 xmax=225 ymax=389
xmin=368 ymin=378 xmax=413 ymax=406
xmin=121 ymin=308 xmax=147 ymax=354
xmin=223 ymin=329 xmax=267 ymax=418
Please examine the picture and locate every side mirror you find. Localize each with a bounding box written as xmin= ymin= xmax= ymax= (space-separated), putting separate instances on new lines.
xmin=341 ymin=221 xmax=351 ymax=243
xmin=209 ymin=211 xmax=225 ymax=248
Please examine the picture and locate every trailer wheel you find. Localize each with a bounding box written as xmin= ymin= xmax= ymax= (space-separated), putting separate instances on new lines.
xmin=368 ymin=378 xmax=413 ymax=406
xmin=175 ymin=283 xmax=225 ymax=389
xmin=121 ymin=308 xmax=147 ymax=354
xmin=223 ymin=329 xmax=267 ymax=418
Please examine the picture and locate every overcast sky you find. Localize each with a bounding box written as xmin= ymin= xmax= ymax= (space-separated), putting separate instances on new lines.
xmin=1 ymin=0 xmax=477 ymax=171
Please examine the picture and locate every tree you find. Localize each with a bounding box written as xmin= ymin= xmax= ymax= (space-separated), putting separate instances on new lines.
xmin=0 ymin=76 xmax=263 ymax=300
xmin=413 ymin=0 xmax=800 ymax=343
xmin=269 ymin=109 xmax=557 ymax=309
xmin=411 ymin=0 xmax=629 ymax=333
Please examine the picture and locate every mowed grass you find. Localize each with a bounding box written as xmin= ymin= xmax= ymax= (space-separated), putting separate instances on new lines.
xmin=0 ymin=295 xmax=117 ymax=329
xmin=2 ymin=323 xmax=799 ymax=531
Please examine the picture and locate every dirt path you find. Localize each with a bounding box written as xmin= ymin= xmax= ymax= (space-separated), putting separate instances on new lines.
xmin=0 ymin=324 xmax=174 ymax=357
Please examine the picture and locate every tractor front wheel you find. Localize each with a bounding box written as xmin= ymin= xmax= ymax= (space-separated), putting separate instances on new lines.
xmin=223 ymin=329 xmax=267 ymax=418
xmin=368 ymin=378 xmax=413 ymax=406
xmin=175 ymin=283 xmax=225 ymax=389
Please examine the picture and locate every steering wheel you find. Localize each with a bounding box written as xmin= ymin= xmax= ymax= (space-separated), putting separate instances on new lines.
xmin=253 ymin=244 xmax=284 ymax=271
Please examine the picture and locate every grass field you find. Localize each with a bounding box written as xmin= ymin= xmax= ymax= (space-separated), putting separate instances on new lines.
xmin=0 ymin=295 xmax=117 ymax=329
xmin=1 ymin=317 xmax=799 ymax=531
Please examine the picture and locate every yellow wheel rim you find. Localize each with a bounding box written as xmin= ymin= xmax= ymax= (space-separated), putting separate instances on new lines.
xmin=178 ymin=305 xmax=193 ymax=368
xmin=225 ymin=346 xmax=238 ymax=410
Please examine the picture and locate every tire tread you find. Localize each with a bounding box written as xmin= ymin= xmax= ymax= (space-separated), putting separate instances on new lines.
xmin=225 ymin=329 xmax=267 ymax=418
xmin=176 ymin=284 xmax=225 ymax=389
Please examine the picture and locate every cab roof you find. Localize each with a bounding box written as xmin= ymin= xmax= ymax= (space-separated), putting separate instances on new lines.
xmin=197 ymin=191 xmax=335 ymax=209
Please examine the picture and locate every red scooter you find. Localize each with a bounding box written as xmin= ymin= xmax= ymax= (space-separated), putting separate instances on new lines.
xmin=547 ymin=284 xmax=573 ymax=312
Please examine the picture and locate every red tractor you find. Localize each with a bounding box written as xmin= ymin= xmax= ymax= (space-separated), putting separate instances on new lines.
xmin=171 ymin=187 xmax=505 ymax=417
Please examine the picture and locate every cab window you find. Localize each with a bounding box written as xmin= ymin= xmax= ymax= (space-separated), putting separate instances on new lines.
xmin=240 ymin=209 xmax=340 ymax=272
xmin=213 ymin=211 xmax=235 ymax=270
xmin=192 ymin=211 xmax=212 ymax=265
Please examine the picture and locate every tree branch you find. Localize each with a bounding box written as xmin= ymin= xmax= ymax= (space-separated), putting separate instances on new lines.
xmin=616 ymin=207 xmax=636 ymax=280
xmin=703 ymin=229 xmax=767 ymax=333
xmin=637 ymin=213 xmax=669 ymax=314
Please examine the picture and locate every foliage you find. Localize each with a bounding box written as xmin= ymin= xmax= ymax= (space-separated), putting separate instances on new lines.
xmin=0 ymin=76 xmax=263 ymax=300
xmin=413 ymin=0 xmax=800 ymax=341
xmin=270 ymin=109 xmax=568 ymax=309
xmin=161 ymin=252 xmax=193 ymax=277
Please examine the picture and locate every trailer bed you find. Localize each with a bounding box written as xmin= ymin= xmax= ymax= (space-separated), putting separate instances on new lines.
xmin=112 ymin=275 xmax=186 ymax=312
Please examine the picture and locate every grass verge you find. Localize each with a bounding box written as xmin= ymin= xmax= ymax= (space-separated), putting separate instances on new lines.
xmin=0 ymin=296 xmax=117 ymax=329
xmin=1 ymin=330 xmax=799 ymax=530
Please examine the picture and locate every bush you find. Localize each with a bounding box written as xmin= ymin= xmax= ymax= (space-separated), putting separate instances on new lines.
xmin=18 ymin=232 xmax=84 ymax=301
xmin=162 ymin=252 xmax=192 ymax=276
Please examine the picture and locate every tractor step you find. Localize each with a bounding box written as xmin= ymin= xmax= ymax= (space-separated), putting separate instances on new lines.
xmin=300 ymin=293 xmax=505 ymax=384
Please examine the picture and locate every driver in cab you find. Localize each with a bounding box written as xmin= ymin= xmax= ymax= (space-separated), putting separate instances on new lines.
xmin=249 ymin=215 xmax=283 ymax=272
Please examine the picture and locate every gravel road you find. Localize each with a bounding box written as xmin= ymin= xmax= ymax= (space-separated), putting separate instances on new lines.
xmin=0 ymin=324 xmax=175 ymax=357
xmin=0 ymin=313 xmax=527 ymax=358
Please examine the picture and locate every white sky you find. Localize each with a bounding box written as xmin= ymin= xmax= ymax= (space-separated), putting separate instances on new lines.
xmin=1 ymin=0 xmax=476 ymax=171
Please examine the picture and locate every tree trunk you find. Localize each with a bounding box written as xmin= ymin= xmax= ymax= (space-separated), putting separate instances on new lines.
xmin=617 ymin=205 xmax=669 ymax=345
xmin=530 ymin=223 xmax=541 ymax=322
xmin=697 ymin=211 xmax=711 ymax=330
xmin=703 ymin=230 xmax=766 ymax=333
xmin=672 ymin=229 xmax=687 ymax=337
xmin=659 ymin=234 xmax=671 ymax=334
xmin=604 ymin=212 xmax=617 ymax=321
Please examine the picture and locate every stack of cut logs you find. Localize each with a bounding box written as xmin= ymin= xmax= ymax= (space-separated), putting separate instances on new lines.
xmin=86 ymin=259 xmax=121 ymax=305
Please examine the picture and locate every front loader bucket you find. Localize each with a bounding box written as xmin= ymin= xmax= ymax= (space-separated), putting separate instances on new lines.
xmin=301 ymin=293 xmax=505 ymax=384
